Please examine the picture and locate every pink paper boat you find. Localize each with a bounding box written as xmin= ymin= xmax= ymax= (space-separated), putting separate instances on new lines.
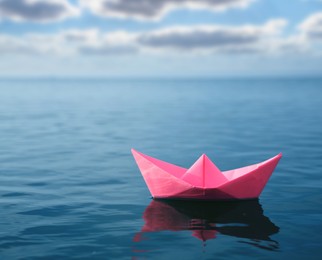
xmin=132 ymin=149 xmax=282 ymax=200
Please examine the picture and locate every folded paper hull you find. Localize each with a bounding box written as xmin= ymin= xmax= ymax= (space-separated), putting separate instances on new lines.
xmin=132 ymin=149 xmax=282 ymax=200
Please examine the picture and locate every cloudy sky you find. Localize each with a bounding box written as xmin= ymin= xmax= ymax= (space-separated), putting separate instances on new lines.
xmin=0 ymin=0 xmax=321 ymax=77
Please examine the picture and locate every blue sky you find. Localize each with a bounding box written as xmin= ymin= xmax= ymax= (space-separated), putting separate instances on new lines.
xmin=0 ymin=0 xmax=321 ymax=77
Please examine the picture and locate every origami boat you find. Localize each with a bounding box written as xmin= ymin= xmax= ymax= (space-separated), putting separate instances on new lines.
xmin=131 ymin=149 xmax=282 ymax=200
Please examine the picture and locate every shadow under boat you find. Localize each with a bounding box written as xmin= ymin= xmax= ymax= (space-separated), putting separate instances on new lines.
xmin=134 ymin=199 xmax=279 ymax=251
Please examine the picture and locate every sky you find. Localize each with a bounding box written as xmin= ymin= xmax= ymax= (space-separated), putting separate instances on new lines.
xmin=0 ymin=0 xmax=322 ymax=77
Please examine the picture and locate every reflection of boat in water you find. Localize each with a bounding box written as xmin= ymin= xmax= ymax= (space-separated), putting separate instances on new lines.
xmin=134 ymin=199 xmax=279 ymax=250
xmin=132 ymin=149 xmax=282 ymax=200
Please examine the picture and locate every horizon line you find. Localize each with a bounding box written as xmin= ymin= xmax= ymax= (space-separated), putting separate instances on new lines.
xmin=0 ymin=74 xmax=322 ymax=80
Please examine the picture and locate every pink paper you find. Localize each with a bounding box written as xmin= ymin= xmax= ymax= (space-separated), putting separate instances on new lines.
xmin=132 ymin=149 xmax=282 ymax=200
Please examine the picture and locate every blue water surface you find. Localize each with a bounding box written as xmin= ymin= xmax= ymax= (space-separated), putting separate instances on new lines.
xmin=0 ymin=78 xmax=322 ymax=259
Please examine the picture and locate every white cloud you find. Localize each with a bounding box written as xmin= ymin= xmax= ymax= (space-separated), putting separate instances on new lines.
xmin=60 ymin=29 xmax=100 ymax=44
xmin=63 ymin=30 xmax=139 ymax=55
xmin=0 ymin=0 xmax=79 ymax=22
xmin=71 ymin=19 xmax=291 ymax=56
xmin=298 ymin=12 xmax=322 ymax=40
xmin=0 ymin=34 xmax=33 ymax=54
xmin=0 ymin=29 xmax=139 ymax=56
xmin=0 ymin=34 xmax=56 ymax=54
xmin=78 ymin=45 xmax=138 ymax=55
xmin=81 ymin=0 xmax=255 ymax=21
xmin=0 ymin=18 xmax=314 ymax=58
xmin=136 ymin=19 xmax=288 ymax=54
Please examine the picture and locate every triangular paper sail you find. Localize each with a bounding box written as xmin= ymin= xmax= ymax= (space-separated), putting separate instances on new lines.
xmin=181 ymin=154 xmax=228 ymax=188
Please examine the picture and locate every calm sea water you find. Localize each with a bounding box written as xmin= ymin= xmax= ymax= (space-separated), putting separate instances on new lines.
xmin=0 ymin=78 xmax=322 ymax=259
